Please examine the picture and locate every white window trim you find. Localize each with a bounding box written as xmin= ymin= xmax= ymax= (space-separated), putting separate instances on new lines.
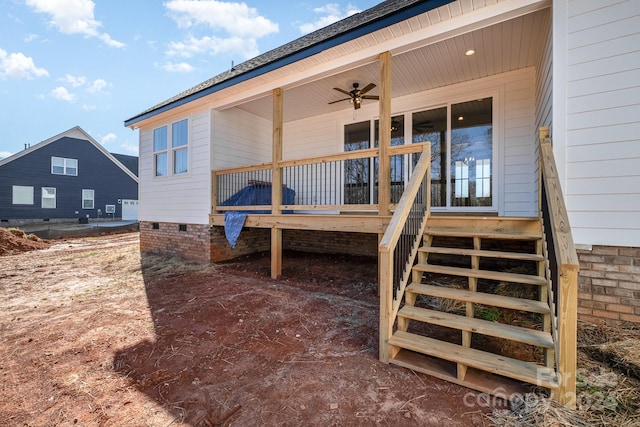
xmin=42 ymin=187 xmax=56 ymax=209
xmin=339 ymin=89 xmax=500 ymax=213
xmin=153 ymin=126 xmax=168 ymax=177
xmin=82 ymin=189 xmax=94 ymax=209
xmin=171 ymin=119 xmax=189 ymax=175
xmin=51 ymin=156 xmax=78 ymax=176
xmin=153 ymin=118 xmax=190 ymax=178
xmin=12 ymin=185 xmax=34 ymax=205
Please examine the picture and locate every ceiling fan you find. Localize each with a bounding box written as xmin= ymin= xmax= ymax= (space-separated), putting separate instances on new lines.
xmin=329 ymin=82 xmax=378 ymax=109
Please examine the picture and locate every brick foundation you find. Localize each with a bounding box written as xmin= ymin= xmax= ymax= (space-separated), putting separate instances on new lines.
xmin=140 ymin=222 xmax=378 ymax=263
xmin=577 ymin=245 xmax=640 ymax=326
xmin=140 ymin=222 xmax=213 ymax=263
xmin=283 ymin=230 xmax=378 ymax=257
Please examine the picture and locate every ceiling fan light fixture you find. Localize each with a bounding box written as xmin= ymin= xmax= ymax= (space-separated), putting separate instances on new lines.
xmin=465 ymin=49 xmax=475 ymax=56
xmin=353 ymin=97 xmax=361 ymax=109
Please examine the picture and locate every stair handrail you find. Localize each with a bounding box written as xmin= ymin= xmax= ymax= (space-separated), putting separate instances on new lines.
xmin=538 ymin=126 xmax=579 ymax=407
xmin=378 ymin=144 xmax=431 ymax=363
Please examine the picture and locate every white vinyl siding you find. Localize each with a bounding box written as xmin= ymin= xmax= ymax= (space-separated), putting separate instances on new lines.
xmin=212 ymin=108 xmax=271 ymax=169
xmin=42 ymin=187 xmax=56 ymax=209
xmin=139 ymin=109 xmax=210 ymax=224
xmin=560 ymin=0 xmax=640 ymax=247
xmin=12 ymin=185 xmax=34 ymax=205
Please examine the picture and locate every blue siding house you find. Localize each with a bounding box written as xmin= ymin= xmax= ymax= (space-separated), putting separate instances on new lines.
xmin=0 ymin=126 xmax=138 ymax=224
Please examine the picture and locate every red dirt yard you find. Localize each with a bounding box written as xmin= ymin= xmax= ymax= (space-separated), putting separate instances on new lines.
xmin=0 ymin=232 xmax=490 ymax=426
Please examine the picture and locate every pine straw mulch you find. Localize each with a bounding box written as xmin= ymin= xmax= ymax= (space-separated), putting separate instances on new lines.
xmin=488 ymin=322 xmax=640 ymax=426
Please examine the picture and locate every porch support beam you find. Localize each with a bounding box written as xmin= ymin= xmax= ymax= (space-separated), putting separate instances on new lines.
xmin=378 ymin=51 xmax=392 ymax=216
xmin=271 ymin=87 xmax=284 ymax=279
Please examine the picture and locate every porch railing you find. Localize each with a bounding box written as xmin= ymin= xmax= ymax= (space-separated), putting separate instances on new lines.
xmin=538 ymin=127 xmax=579 ymax=407
xmin=212 ymin=144 xmax=428 ymax=213
xmin=378 ymin=144 xmax=431 ymax=362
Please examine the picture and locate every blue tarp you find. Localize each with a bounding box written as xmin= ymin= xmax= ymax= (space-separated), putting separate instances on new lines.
xmin=221 ymin=182 xmax=295 ymax=247
xmin=224 ymin=211 xmax=247 ymax=248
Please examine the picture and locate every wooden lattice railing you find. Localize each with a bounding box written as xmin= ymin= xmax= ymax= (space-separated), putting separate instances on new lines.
xmin=378 ymin=144 xmax=431 ymax=362
xmin=539 ymin=126 xmax=579 ymax=407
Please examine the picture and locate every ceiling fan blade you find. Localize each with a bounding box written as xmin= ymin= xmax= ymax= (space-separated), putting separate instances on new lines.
xmin=332 ymin=87 xmax=352 ymax=96
xmin=328 ymin=98 xmax=351 ymax=104
xmin=362 ymin=95 xmax=379 ymax=100
xmin=359 ymin=83 xmax=376 ymax=95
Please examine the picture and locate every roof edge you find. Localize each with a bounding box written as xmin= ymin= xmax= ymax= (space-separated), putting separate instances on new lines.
xmin=0 ymin=126 xmax=139 ymax=183
xmin=124 ymin=0 xmax=454 ymax=128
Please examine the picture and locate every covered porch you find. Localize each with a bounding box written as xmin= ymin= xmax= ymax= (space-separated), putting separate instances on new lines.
xmin=206 ymin=1 xmax=577 ymax=407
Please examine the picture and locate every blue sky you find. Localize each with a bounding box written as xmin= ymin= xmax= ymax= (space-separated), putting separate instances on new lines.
xmin=0 ymin=0 xmax=378 ymax=159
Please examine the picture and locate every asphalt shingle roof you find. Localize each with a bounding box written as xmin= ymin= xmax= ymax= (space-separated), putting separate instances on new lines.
xmin=124 ymin=0 xmax=453 ymax=126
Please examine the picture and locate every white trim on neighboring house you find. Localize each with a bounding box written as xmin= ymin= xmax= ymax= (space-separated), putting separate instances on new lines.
xmin=0 ymin=126 xmax=139 ymax=184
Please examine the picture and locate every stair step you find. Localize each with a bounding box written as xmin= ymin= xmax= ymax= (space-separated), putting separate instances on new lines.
xmin=419 ymin=246 xmax=544 ymax=262
xmin=389 ymin=331 xmax=558 ymax=389
xmin=407 ymin=283 xmax=550 ymax=314
xmin=398 ymin=305 xmax=554 ymax=348
xmin=414 ymin=264 xmax=547 ymax=286
xmin=390 ymin=349 xmax=532 ymax=397
xmin=424 ymin=228 xmax=541 ymax=240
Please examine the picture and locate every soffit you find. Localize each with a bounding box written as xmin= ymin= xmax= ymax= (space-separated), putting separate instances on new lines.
xmin=235 ymin=7 xmax=550 ymax=122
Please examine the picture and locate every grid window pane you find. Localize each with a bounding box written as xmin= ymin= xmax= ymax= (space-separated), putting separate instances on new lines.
xmin=172 ymin=119 xmax=188 ymax=148
xmin=174 ymin=148 xmax=188 ymax=174
xmin=155 ymin=153 xmax=167 ymax=176
xmin=66 ymin=158 xmax=77 ymax=176
xmin=52 ymin=157 xmax=65 ymax=174
xmin=154 ymin=126 xmax=167 ymax=151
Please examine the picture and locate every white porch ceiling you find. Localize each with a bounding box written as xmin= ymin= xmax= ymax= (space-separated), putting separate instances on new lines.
xmin=236 ymin=7 xmax=549 ymax=122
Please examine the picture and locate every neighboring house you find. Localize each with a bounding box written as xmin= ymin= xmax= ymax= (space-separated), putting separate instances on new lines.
xmin=125 ymin=0 xmax=639 ymax=405
xmin=0 ymin=126 xmax=139 ymax=223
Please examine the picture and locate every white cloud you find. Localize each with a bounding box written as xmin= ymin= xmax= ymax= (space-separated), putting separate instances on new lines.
xmin=0 ymin=151 xmax=14 ymax=160
xmin=100 ymin=132 xmax=116 ymax=145
xmin=119 ymin=142 xmax=138 ymax=155
xmin=24 ymin=34 xmax=39 ymax=43
xmin=164 ymin=0 xmax=277 ymax=59
xmin=166 ymin=34 xmax=258 ymax=60
xmin=165 ymin=0 xmax=278 ymax=37
xmin=25 ymin=0 xmax=125 ymax=48
xmin=162 ymin=61 xmax=195 ymax=73
xmin=86 ymin=78 xmax=109 ymax=93
xmin=298 ymin=3 xmax=361 ymax=34
xmin=82 ymin=104 xmax=96 ymax=111
xmin=50 ymin=86 xmax=76 ymax=101
xmin=60 ymin=73 xmax=86 ymax=87
xmin=0 ymin=49 xmax=49 ymax=79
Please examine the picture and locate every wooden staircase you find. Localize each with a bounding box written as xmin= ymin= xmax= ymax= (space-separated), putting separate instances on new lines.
xmin=387 ymin=217 xmax=559 ymax=396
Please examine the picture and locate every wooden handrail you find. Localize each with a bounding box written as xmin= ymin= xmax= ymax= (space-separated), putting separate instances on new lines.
xmin=379 ymin=144 xmax=431 ymax=363
xmin=379 ymin=145 xmax=431 ymax=253
xmin=213 ymin=162 xmax=272 ymax=176
xmin=539 ymin=126 xmax=579 ymax=407
xmin=212 ymin=144 xmax=428 ymax=175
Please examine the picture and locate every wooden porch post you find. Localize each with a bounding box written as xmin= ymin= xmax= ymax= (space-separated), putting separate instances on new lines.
xmin=378 ymin=51 xmax=392 ymax=361
xmin=271 ymin=87 xmax=283 ymax=279
xmin=378 ymin=51 xmax=391 ymax=216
